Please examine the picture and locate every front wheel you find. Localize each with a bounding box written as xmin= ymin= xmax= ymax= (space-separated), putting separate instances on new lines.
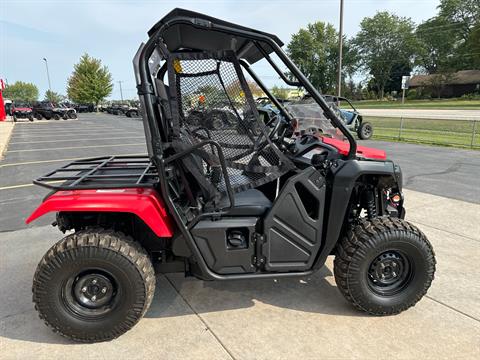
xmin=334 ymin=217 xmax=435 ymax=315
xmin=357 ymin=121 xmax=373 ymax=140
xmin=32 ymin=229 xmax=155 ymax=342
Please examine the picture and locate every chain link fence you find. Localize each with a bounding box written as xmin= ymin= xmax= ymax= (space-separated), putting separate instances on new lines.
xmin=365 ymin=116 xmax=479 ymax=149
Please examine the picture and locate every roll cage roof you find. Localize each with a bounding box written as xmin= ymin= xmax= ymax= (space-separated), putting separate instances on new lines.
xmin=147 ymin=8 xmax=283 ymax=64
xmin=135 ymin=8 xmax=357 ymax=158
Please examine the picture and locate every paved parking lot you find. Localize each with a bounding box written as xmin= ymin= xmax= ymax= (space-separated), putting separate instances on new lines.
xmin=0 ymin=114 xmax=147 ymax=231
xmin=0 ymin=114 xmax=479 ymax=359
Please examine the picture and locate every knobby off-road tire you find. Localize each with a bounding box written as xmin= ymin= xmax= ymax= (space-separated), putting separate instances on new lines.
xmin=357 ymin=121 xmax=373 ymax=140
xmin=334 ymin=217 xmax=435 ymax=315
xmin=32 ymin=229 xmax=155 ymax=342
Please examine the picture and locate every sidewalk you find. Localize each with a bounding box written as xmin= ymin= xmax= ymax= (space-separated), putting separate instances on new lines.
xmin=1 ymin=189 xmax=479 ymax=359
xmin=0 ymin=120 xmax=14 ymax=160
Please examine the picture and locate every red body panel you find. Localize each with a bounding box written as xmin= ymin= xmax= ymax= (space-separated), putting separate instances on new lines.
xmin=26 ymin=188 xmax=175 ymax=237
xmin=14 ymin=107 xmax=32 ymax=112
xmin=321 ymin=137 xmax=387 ymax=160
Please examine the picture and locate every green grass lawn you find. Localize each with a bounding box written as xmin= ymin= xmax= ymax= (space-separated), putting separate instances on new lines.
xmin=352 ymin=99 xmax=480 ymax=109
xmin=365 ymin=116 xmax=480 ymax=149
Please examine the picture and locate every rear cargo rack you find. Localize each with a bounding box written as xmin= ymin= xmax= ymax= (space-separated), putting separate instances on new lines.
xmin=33 ymin=155 xmax=158 ymax=190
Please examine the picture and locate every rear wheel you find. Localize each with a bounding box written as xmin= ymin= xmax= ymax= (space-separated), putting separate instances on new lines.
xmin=357 ymin=122 xmax=373 ymax=140
xmin=35 ymin=113 xmax=43 ymax=120
xmin=32 ymin=229 xmax=155 ymax=342
xmin=28 ymin=115 xmax=34 ymax=122
xmin=334 ymin=217 xmax=435 ymax=315
xmin=53 ymin=114 xmax=61 ymax=120
xmin=69 ymin=112 xmax=78 ymax=119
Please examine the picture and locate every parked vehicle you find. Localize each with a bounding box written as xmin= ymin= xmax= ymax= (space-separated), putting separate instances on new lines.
xmin=12 ymin=101 xmax=34 ymax=122
xmin=106 ymin=104 xmax=130 ymax=115
xmin=27 ymin=9 xmax=436 ymax=343
xmin=125 ymin=103 xmax=141 ymax=117
xmin=32 ymin=101 xmax=76 ymax=120
xmin=323 ymin=95 xmax=373 ymax=140
xmin=3 ymin=99 xmax=13 ymax=116
xmin=74 ymin=103 xmax=95 ymax=113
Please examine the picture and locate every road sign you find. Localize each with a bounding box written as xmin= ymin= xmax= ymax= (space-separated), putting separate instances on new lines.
xmin=401 ymin=76 xmax=410 ymax=90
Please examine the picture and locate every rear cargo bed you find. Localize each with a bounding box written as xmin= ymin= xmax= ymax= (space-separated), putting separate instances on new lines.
xmin=34 ymin=155 xmax=158 ymax=190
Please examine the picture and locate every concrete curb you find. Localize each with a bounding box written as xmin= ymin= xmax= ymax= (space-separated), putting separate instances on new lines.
xmin=0 ymin=120 xmax=15 ymax=160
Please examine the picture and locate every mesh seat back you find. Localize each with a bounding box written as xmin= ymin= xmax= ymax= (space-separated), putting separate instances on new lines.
xmin=167 ymin=51 xmax=293 ymax=206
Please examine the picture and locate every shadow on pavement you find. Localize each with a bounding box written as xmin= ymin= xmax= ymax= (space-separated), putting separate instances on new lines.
xmin=147 ymin=266 xmax=365 ymax=319
xmin=2 ymin=265 xmax=366 ymax=345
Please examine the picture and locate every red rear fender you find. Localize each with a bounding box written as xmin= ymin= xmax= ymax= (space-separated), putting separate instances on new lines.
xmin=26 ymin=188 xmax=174 ymax=237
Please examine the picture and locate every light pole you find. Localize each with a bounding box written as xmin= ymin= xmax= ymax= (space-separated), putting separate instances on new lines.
xmin=117 ymin=80 xmax=124 ymax=101
xmin=337 ymin=0 xmax=344 ymax=97
xmin=43 ymin=58 xmax=52 ymax=93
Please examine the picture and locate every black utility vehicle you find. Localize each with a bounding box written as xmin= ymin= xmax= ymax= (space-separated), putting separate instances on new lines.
xmin=33 ymin=101 xmax=76 ymax=120
xmin=28 ymin=9 xmax=436 ymax=343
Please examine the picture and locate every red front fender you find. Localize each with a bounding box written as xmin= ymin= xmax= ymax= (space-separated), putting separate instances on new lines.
xmin=26 ymin=188 xmax=174 ymax=237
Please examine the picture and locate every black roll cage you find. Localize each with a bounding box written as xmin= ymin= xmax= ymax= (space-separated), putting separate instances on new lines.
xmin=134 ymin=12 xmax=359 ymax=280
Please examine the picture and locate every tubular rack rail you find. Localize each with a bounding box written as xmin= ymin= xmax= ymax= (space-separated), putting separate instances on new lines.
xmin=33 ymin=155 xmax=159 ymax=190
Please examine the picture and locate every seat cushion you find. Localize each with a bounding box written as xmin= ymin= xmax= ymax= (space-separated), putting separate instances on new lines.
xmin=220 ymin=189 xmax=272 ymax=216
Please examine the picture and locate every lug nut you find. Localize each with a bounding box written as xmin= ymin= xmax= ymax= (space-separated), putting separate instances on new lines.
xmin=101 ymin=287 xmax=107 ymax=294
xmin=91 ymin=295 xmax=97 ymax=301
xmin=81 ymin=286 xmax=87 ymax=293
xmin=92 ymin=279 xmax=97 ymax=285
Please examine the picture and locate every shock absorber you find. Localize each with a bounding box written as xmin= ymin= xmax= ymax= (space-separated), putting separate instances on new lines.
xmin=364 ymin=189 xmax=377 ymax=219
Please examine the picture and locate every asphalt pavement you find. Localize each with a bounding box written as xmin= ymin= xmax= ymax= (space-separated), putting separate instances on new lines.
xmin=0 ymin=114 xmax=147 ymax=231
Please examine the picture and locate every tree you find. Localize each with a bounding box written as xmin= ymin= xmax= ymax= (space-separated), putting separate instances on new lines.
xmin=247 ymin=80 xmax=265 ymax=98
xmin=3 ymin=81 xmax=38 ymax=102
xmin=354 ymin=12 xmax=418 ymax=98
xmin=415 ymin=17 xmax=456 ymax=73
xmin=384 ymin=61 xmax=412 ymax=94
xmin=438 ymin=0 xmax=480 ymax=41
xmin=464 ymin=23 xmax=480 ymax=69
xmin=44 ymin=90 xmax=65 ymax=104
xmin=270 ymin=86 xmax=290 ymax=99
xmin=67 ymin=54 xmax=113 ymax=106
xmin=286 ymin=21 xmax=358 ymax=93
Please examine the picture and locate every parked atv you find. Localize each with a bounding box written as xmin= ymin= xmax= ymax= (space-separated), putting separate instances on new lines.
xmin=323 ymin=95 xmax=373 ymax=140
xmin=125 ymin=105 xmax=140 ymax=117
xmin=27 ymin=9 xmax=436 ymax=343
xmin=12 ymin=101 xmax=34 ymax=122
xmin=32 ymin=101 xmax=73 ymax=120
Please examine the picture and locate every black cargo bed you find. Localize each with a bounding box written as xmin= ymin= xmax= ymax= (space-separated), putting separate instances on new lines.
xmin=34 ymin=155 xmax=158 ymax=190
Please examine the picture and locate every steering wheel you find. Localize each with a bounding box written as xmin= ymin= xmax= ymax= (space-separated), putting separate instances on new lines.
xmin=265 ymin=113 xmax=284 ymax=141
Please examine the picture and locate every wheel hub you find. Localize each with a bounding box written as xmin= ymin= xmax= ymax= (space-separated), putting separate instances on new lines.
xmin=73 ymin=273 xmax=114 ymax=309
xmin=368 ymin=251 xmax=411 ymax=295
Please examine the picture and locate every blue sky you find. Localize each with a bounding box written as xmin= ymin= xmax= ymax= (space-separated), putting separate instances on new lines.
xmin=1 ymin=0 xmax=440 ymax=100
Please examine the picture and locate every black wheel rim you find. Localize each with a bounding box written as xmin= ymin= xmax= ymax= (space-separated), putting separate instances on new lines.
xmin=62 ymin=269 xmax=120 ymax=319
xmin=367 ymin=250 xmax=413 ymax=296
xmin=362 ymin=124 xmax=372 ymax=138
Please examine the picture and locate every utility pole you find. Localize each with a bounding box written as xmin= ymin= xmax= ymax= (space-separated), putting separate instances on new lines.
xmin=337 ymin=0 xmax=344 ymax=98
xmin=43 ymin=58 xmax=52 ymax=92
xmin=117 ymin=81 xmax=124 ymax=101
